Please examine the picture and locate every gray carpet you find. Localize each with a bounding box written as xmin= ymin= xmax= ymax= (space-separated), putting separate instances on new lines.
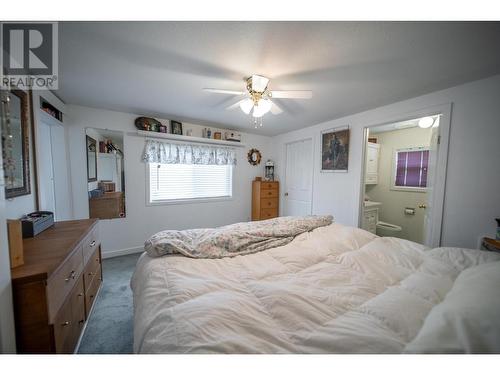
xmin=78 ymin=252 xmax=142 ymax=354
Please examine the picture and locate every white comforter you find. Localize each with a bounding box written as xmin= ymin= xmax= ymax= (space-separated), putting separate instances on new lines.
xmin=131 ymin=223 xmax=500 ymax=353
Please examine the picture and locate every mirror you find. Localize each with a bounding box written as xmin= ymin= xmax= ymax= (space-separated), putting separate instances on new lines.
xmin=1 ymin=89 xmax=31 ymax=198
xmin=86 ymin=128 xmax=126 ymax=219
xmin=86 ymin=135 xmax=97 ymax=182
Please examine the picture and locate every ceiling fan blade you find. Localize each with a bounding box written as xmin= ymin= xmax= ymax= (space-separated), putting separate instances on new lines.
xmin=270 ymin=101 xmax=283 ymax=115
xmin=270 ymin=90 xmax=313 ymax=99
xmin=204 ymin=88 xmax=245 ymax=95
xmin=225 ymin=99 xmax=246 ymax=110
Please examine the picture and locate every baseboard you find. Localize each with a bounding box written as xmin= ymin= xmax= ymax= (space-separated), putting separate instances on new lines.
xmin=101 ymin=246 xmax=144 ymax=259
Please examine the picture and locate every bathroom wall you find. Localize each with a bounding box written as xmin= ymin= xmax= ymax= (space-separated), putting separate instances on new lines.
xmin=365 ymin=126 xmax=432 ymax=243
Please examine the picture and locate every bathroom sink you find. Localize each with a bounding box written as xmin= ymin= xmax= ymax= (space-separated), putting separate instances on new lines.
xmin=364 ymin=201 xmax=382 ymax=208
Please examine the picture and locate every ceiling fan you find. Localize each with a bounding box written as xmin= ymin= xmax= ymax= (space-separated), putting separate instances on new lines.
xmin=204 ymin=75 xmax=312 ymax=127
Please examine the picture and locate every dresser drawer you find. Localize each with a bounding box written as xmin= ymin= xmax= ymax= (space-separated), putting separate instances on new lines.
xmin=47 ymin=245 xmax=84 ymax=323
xmin=85 ymin=271 xmax=102 ymax=317
xmin=82 ymin=225 xmax=100 ymax=265
xmin=83 ymin=248 xmax=101 ymax=292
xmin=261 ymin=189 xmax=278 ymax=198
xmin=53 ymin=274 xmax=84 ymax=353
xmin=72 ymin=276 xmax=86 ymax=329
xmin=261 ymin=182 xmax=278 ymax=190
xmin=261 ymin=198 xmax=278 ymax=209
xmin=260 ymin=207 xmax=278 ymax=220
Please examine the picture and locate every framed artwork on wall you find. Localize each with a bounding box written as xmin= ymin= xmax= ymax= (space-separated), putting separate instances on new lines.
xmin=170 ymin=120 xmax=183 ymax=135
xmin=321 ymin=126 xmax=350 ymax=172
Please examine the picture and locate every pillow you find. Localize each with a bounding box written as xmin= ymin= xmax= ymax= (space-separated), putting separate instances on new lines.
xmin=404 ymin=260 xmax=500 ymax=353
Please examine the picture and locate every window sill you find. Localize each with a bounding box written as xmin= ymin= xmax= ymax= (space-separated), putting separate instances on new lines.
xmin=390 ymin=186 xmax=427 ymax=193
xmin=146 ymin=196 xmax=233 ymax=206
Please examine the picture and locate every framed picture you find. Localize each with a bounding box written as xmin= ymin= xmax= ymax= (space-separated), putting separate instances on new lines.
xmin=171 ymin=120 xmax=183 ymax=135
xmin=321 ymin=126 xmax=350 ymax=172
xmin=1 ymin=88 xmax=32 ymax=198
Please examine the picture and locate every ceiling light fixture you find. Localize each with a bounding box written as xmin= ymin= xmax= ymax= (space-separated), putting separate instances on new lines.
xmin=252 ymin=99 xmax=272 ymax=118
xmin=239 ymin=98 xmax=254 ymax=115
xmin=418 ymin=117 xmax=435 ymax=129
xmin=203 ymin=74 xmax=312 ymax=128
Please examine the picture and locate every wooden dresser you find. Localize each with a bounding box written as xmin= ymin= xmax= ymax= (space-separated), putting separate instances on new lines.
xmin=11 ymin=219 xmax=102 ymax=353
xmin=252 ymin=180 xmax=279 ymax=220
xmin=89 ymin=192 xmax=124 ymax=219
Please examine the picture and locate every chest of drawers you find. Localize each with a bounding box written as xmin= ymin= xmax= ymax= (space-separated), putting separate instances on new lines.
xmin=11 ymin=219 xmax=102 ymax=353
xmin=252 ymin=180 xmax=279 ymax=220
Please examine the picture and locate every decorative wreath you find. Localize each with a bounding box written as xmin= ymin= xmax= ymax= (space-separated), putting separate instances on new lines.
xmin=247 ymin=148 xmax=262 ymax=166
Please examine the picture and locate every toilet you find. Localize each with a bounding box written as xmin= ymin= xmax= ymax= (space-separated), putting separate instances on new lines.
xmin=376 ymin=221 xmax=403 ymax=237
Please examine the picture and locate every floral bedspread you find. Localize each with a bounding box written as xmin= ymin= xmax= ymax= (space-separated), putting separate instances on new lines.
xmin=144 ymin=215 xmax=333 ymax=259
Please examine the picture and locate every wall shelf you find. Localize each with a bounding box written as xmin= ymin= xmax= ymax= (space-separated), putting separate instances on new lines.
xmin=38 ymin=108 xmax=64 ymax=127
xmin=136 ymin=130 xmax=246 ymax=147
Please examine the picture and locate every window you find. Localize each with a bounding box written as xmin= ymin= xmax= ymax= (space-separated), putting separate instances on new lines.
xmin=148 ymin=163 xmax=233 ymax=203
xmin=392 ymin=148 xmax=429 ymax=191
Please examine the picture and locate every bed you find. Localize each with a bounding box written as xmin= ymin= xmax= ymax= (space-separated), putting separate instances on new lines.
xmin=131 ymin=221 xmax=500 ymax=353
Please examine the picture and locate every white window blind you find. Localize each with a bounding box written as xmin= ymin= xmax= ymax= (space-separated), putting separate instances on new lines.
xmin=148 ymin=163 xmax=233 ymax=203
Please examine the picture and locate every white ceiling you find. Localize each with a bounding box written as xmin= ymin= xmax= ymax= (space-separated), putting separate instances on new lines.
xmin=57 ymin=22 xmax=500 ymax=136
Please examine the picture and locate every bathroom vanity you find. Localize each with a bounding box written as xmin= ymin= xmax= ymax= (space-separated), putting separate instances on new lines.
xmin=362 ymin=201 xmax=381 ymax=234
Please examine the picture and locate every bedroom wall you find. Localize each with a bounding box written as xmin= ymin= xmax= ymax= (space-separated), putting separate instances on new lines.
xmin=66 ymin=105 xmax=272 ymax=257
xmin=366 ymin=127 xmax=432 ymax=243
xmin=271 ymin=74 xmax=500 ymax=249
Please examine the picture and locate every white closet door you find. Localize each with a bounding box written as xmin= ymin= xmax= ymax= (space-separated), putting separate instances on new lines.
xmin=37 ymin=120 xmax=56 ymax=214
xmin=50 ymin=123 xmax=72 ymax=220
xmin=283 ymin=138 xmax=313 ymax=216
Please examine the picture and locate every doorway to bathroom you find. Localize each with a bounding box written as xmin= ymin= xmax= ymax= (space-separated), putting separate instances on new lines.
xmin=359 ymin=105 xmax=451 ymax=248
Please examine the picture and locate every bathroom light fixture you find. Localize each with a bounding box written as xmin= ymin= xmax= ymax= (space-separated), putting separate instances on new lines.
xmin=418 ymin=117 xmax=435 ymax=129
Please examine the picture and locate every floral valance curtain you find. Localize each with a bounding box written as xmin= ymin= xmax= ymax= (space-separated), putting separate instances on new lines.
xmin=142 ymin=140 xmax=237 ymax=165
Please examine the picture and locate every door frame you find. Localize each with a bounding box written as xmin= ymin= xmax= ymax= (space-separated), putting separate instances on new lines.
xmin=282 ymin=136 xmax=315 ymax=216
xmin=358 ymin=103 xmax=452 ymax=248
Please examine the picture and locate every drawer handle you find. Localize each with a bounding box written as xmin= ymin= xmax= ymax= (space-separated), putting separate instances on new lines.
xmin=88 ymin=272 xmax=93 ymax=277
xmin=61 ymin=321 xmax=71 ymax=327
xmin=79 ymin=319 xmax=85 ymax=325
xmin=65 ymin=270 xmax=76 ymax=282
xmin=78 ymin=293 xmax=84 ymax=297
xmin=90 ymin=240 xmax=96 ymax=247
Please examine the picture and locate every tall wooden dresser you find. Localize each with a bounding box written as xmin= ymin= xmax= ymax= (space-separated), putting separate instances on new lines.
xmin=252 ymin=180 xmax=279 ymax=220
xmin=11 ymin=219 xmax=102 ymax=353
